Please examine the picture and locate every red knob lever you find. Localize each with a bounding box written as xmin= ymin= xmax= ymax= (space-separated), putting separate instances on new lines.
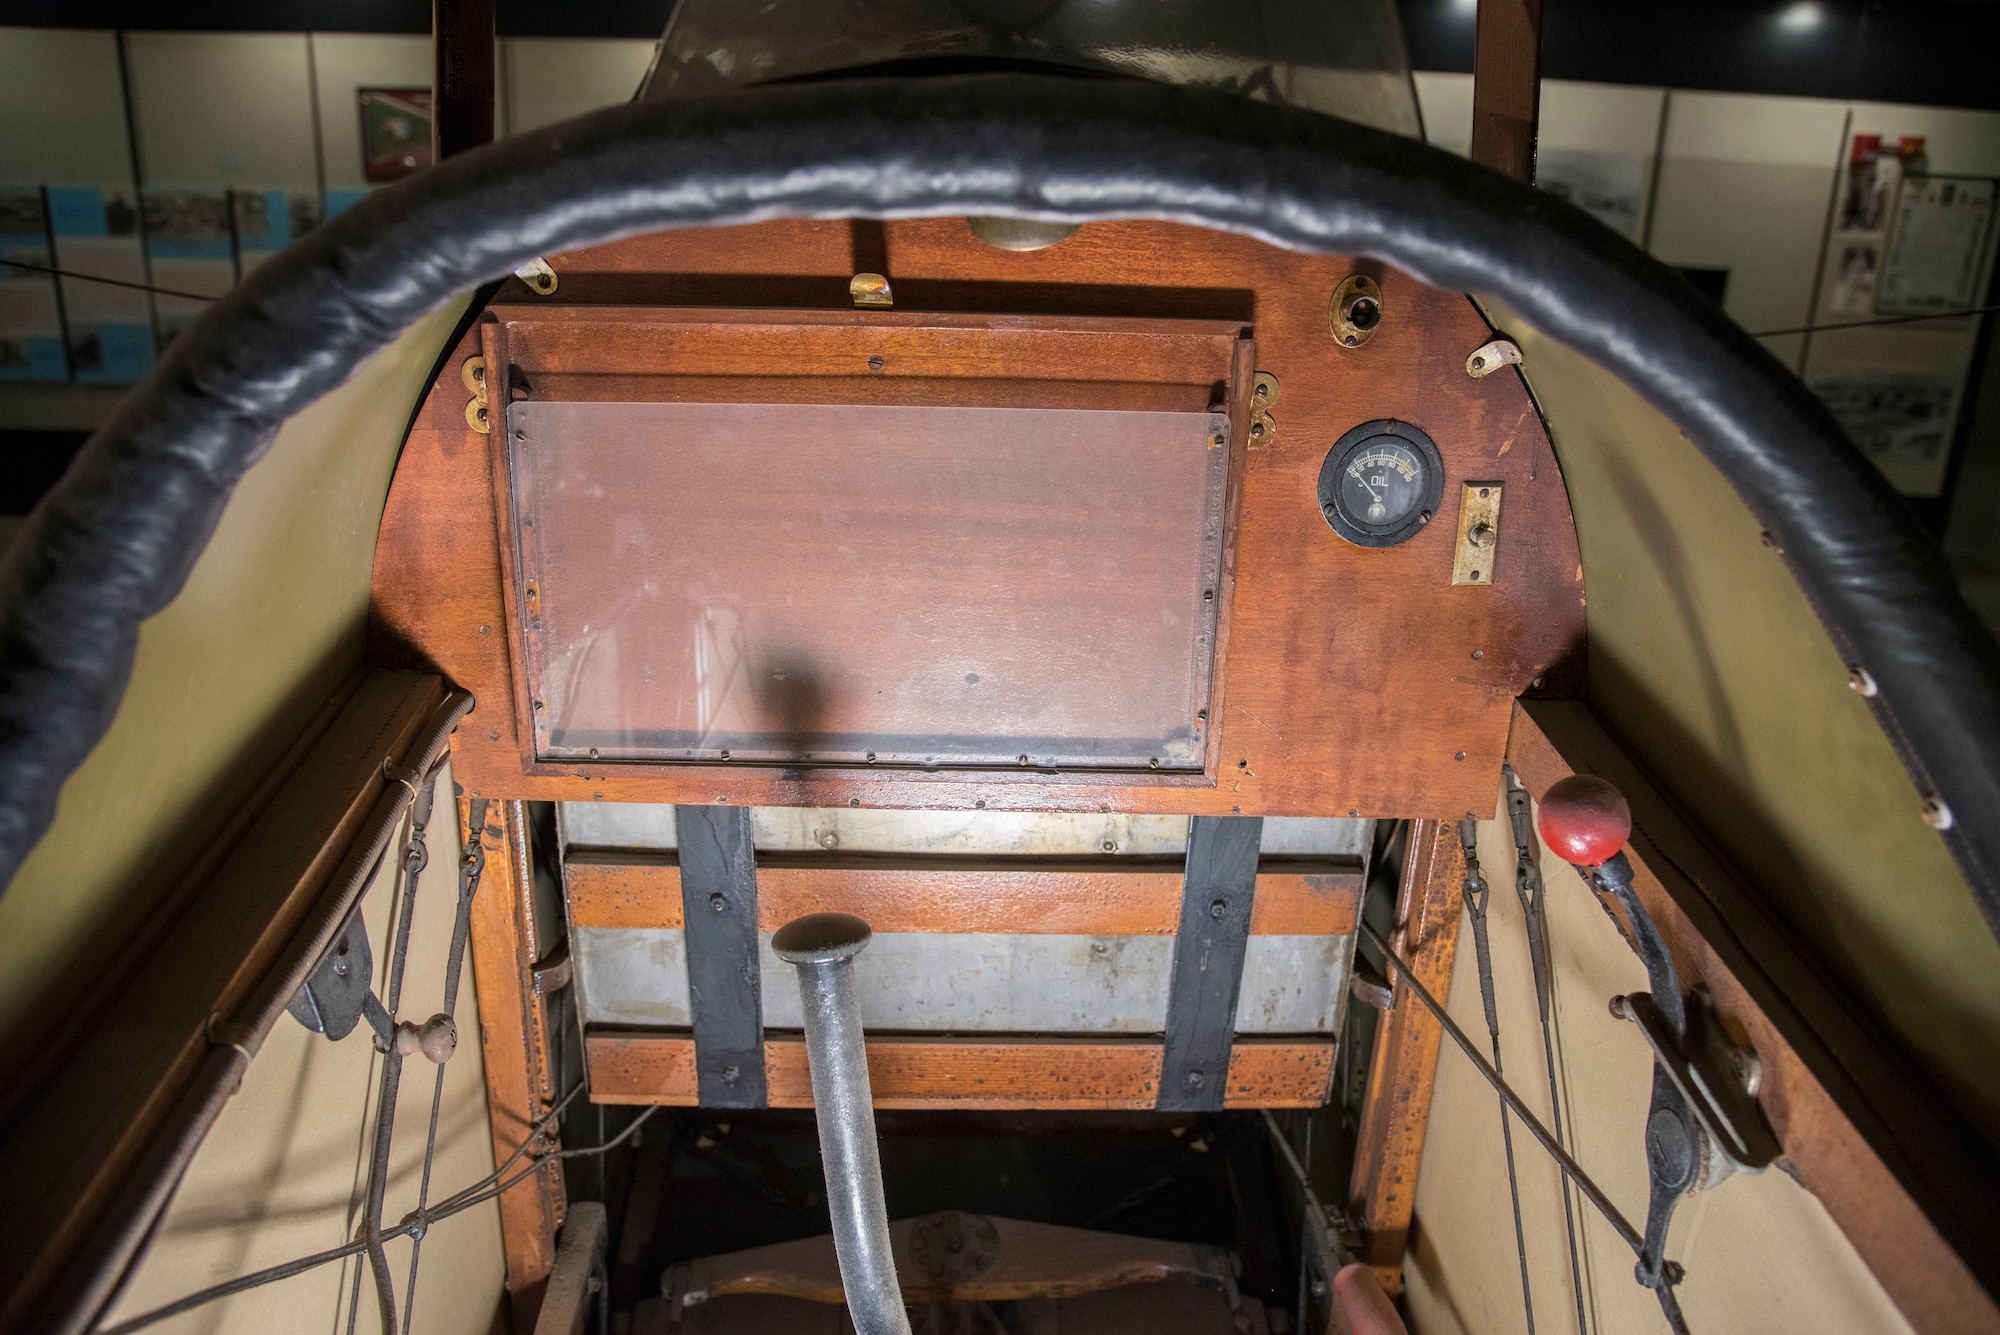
xmin=1536 ymin=774 xmax=1632 ymax=866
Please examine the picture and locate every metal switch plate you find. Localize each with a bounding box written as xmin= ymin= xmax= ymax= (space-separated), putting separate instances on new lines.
xmin=1451 ymin=481 xmax=1503 ymax=586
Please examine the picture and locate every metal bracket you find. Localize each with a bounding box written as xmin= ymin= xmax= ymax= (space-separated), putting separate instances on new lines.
xmin=1451 ymin=482 xmax=1503 ymax=586
xmin=1614 ymin=987 xmax=1780 ymax=1174
xmin=1465 ymin=338 xmax=1523 ymax=378
xmin=1586 ymin=849 xmax=1773 ymax=1310
xmin=288 ymin=911 xmax=375 ymax=1041
xmin=677 ymin=805 xmax=768 ymax=1108
xmin=1158 ymin=815 xmax=1262 ymax=1112
xmin=513 ymin=256 xmax=558 ymax=295
xmin=461 ymin=354 xmax=489 ymax=433
xmin=849 ymin=272 xmax=893 ymax=308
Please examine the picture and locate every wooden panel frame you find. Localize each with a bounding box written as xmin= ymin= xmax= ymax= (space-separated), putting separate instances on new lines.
xmin=1346 ymin=818 xmax=1465 ymax=1293
xmin=563 ymin=854 xmax=1361 ymax=936
xmin=373 ymin=217 xmax=1586 ymax=819
xmin=584 ymin=1033 xmax=1334 ymax=1110
xmin=479 ymin=307 xmax=1254 ymax=787
xmin=464 ymin=797 xmax=565 ymax=1326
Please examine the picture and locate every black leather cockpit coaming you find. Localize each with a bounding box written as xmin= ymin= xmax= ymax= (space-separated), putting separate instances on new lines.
xmin=1 ymin=73 xmax=1994 ymax=927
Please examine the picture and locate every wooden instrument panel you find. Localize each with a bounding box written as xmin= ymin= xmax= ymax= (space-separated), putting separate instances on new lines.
xmin=371 ymin=217 xmax=1583 ymax=818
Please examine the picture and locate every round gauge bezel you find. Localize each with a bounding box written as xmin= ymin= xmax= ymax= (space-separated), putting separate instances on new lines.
xmin=1317 ymin=419 xmax=1446 ymax=548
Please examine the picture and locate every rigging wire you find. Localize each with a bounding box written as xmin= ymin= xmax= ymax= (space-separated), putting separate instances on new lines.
xmin=1505 ymin=768 xmax=1592 ymax=1335
xmin=399 ymin=796 xmax=489 ymax=1334
xmin=97 ymin=1083 xmax=647 ymax=1335
xmin=1359 ymin=918 xmax=1693 ymax=1335
xmin=99 ymin=794 xmax=658 ymax=1335
xmin=356 ymin=784 xmax=435 ymax=1335
xmin=0 ymin=256 xmax=219 ymax=303
xmin=1746 ymin=303 xmax=1999 ymax=338
xmin=1458 ymin=817 xmax=1538 ymax=1335
xmin=1358 ymin=919 xmax=1640 ymax=1249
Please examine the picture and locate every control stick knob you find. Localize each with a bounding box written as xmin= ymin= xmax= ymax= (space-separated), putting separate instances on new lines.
xmin=1536 ymin=774 xmax=1632 ymax=867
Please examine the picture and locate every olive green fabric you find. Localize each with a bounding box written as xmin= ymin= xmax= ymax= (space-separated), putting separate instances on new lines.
xmin=1501 ymin=305 xmax=2000 ymax=1140
xmin=0 ymin=303 xmax=467 ymax=1044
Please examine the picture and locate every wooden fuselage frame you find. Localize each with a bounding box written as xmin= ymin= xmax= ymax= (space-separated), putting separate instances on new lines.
xmin=366 ymin=217 xmax=1584 ymax=1309
xmin=371 ymin=217 xmax=1584 ymax=818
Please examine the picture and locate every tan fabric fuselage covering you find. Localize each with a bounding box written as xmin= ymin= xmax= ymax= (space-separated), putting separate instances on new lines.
xmin=1499 ymin=306 xmax=2000 ymax=1141
xmin=1404 ymin=802 xmax=1916 ymax=1335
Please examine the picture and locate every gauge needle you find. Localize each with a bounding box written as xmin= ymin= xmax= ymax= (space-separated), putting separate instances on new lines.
xmin=1355 ymin=472 xmax=1383 ymax=503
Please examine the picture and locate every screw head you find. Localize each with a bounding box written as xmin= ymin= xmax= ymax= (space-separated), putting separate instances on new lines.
xmin=709 ymin=893 xmax=727 ymax=912
xmin=1182 ymin=1070 xmax=1206 ymax=1092
xmin=1209 ymin=898 xmax=1228 ymax=919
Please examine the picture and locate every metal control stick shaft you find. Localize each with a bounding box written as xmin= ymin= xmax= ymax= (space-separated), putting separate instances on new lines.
xmin=771 ymin=913 xmax=912 ymax=1335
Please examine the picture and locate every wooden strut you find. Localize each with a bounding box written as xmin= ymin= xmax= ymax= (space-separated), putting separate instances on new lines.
xmin=1471 ymin=0 xmax=1545 ymax=185
xmin=464 ymin=797 xmax=565 ymax=1328
xmin=1346 ymin=819 xmax=1467 ymax=1292
xmin=431 ymin=0 xmax=495 ymax=163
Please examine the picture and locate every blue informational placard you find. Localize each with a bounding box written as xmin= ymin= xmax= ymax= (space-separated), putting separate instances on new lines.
xmin=70 ymin=323 xmax=153 ymax=383
xmin=45 ymin=186 xmax=110 ymax=238
xmin=326 ymin=188 xmax=370 ymax=219
xmin=0 ymin=336 xmax=66 ymax=381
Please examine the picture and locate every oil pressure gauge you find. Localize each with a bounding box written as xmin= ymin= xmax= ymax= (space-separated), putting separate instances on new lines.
xmin=1318 ymin=419 xmax=1445 ymax=548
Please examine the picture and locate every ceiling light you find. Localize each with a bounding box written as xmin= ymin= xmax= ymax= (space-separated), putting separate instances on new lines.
xmin=1777 ymin=2 xmax=1824 ymax=32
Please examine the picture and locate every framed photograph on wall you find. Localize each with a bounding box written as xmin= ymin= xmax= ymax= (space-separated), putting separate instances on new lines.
xmin=358 ymin=88 xmax=434 ymax=183
xmin=1878 ymin=174 xmax=1998 ymax=316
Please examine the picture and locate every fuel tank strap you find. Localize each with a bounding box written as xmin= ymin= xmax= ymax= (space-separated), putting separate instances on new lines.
xmin=1158 ymin=815 xmax=1263 ymax=1112
xmin=676 ymin=805 xmax=769 ymax=1108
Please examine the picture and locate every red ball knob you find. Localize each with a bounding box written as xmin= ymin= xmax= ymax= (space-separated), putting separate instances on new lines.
xmin=1536 ymin=774 xmax=1632 ymax=866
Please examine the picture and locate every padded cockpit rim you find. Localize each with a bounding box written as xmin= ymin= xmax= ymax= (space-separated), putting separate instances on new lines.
xmin=0 ymin=72 xmax=1993 ymax=928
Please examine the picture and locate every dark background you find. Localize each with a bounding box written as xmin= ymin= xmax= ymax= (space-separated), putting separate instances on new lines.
xmin=0 ymin=0 xmax=1995 ymax=109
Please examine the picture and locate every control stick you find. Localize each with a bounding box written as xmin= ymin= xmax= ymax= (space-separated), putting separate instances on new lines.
xmin=771 ymin=912 xmax=911 ymax=1335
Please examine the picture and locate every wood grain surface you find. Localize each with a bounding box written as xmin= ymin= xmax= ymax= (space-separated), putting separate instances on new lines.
xmin=1346 ymin=818 xmax=1466 ymax=1293
xmin=585 ymin=1033 xmax=1334 ymax=1110
xmin=463 ymin=798 xmax=564 ymax=1318
xmin=671 ymin=1213 xmax=1232 ymax=1307
xmin=563 ymin=854 xmax=1359 ymax=936
xmin=372 ymin=216 xmax=1584 ymax=819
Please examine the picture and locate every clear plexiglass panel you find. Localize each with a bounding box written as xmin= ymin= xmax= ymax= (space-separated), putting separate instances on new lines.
xmin=510 ymin=401 xmax=1230 ymax=770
